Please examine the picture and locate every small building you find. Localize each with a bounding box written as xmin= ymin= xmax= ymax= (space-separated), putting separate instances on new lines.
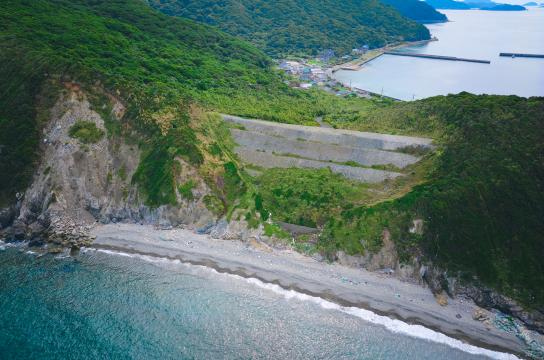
xmin=310 ymin=68 xmax=327 ymax=82
xmin=352 ymin=45 xmax=369 ymax=56
xmin=300 ymin=67 xmax=312 ymax=82
xmin=279 ymin=60 xmax=304 ymax=75
xmin=318 ymin=49 xmax=336 ymax=63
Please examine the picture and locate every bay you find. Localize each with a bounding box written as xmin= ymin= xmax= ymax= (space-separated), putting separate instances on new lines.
xmin=333 ymin=9 xmax=544 ymax=100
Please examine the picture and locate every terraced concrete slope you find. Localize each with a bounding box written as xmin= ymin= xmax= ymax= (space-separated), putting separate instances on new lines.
xmin=223 ymin=115 xmax=434 ymax=183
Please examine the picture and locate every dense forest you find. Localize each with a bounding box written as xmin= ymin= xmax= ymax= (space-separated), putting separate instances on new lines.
xmin=0 ymin=0 xmax=368 ymax=206
xmin=1 ymin=0 xmax=543 ymax=311
xmin=253 ymin=92 xmax=544 ymax=308
xmin=147 ymin=0 xmax=431 ymax=56
xmin=0 ymin=0 xmax=242 ymax=202
xmin=381 ymin=0 xmax=447 ymax=22
xmin=318 ymin=94 xmax=544 ymax=307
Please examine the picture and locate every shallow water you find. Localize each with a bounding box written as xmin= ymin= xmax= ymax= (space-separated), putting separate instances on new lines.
xmin=0 ymin=246 xmax=518 ymax=359
xmin=334 ymin=9 xmax=544 ymax=100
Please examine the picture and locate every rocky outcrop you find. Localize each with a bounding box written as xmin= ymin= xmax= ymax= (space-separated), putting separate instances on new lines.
xmin=335 ymin=229 xmax=402 ymax=272
xmin=416 ymin=264 xmax=544 ymax=334
xmin=0 ymin=86 xmax=215 ymax=245
xmin=329 ymin=222 xmax=544 ymax=335
xmin=460 ymin=285 xmax=544 ymax=334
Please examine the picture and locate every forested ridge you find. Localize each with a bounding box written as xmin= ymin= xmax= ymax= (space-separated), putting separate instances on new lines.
xmin=147 ymin=0 xmax=431 ymax=56
xmin=319 ymin=94 xmax=544 ymax=307
xmin=1 ymin=0 xmax=543 ymax=311
xmin=0 ymin=0 xmax=380 ymax=206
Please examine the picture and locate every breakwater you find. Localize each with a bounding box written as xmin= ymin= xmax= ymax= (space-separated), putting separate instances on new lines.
xmin=384 ymin=51 xmax=491 ymax=64
xmin=499 ymin=53 xmax=544 ymax=58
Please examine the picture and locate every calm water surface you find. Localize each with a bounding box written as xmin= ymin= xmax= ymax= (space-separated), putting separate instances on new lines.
xmin=0 ymin=246 xmax=501 ymax=360
xmin=334 ymin=9 xmax=544 ymax=100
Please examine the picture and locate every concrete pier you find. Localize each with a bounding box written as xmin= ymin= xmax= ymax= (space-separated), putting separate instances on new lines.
xmin=499 ymin=53 xmax=544 ymax=58
xmin=384 ymin=51 xmax=491 ymax=64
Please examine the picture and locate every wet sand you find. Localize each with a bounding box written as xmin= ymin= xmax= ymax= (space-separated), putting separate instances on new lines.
xmin=91 ymin=223 xmax=526 ymax=359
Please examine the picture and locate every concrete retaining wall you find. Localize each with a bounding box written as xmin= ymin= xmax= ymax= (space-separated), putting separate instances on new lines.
xmin=236 ymin=149 xmax=402 ymax=183
xmin=223 ymin=114 xmax=433 ymax=184
xmin=231 ymin=129 xmax=419 ymax=169
xmin=223 ymin=115 xmax=434 ymax=151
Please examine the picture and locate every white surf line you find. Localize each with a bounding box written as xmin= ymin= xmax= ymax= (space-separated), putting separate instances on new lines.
xmin=86 ymin=247 xmax=520 ymax=360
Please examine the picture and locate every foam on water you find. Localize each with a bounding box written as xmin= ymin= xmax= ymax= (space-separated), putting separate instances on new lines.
xmin=88 ymin=248 xmax=520 ymax=360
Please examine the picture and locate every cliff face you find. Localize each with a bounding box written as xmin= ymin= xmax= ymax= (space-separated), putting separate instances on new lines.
xmin=1 ymin=85 xmax=216 ymax=247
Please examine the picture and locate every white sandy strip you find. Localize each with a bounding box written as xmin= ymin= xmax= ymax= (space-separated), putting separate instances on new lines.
xmin=87 ymin=248 xmax=520 ymax=360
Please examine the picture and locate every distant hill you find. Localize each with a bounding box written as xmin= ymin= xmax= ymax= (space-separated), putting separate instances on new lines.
xmin=480 ymin=3 xmax=527 ymax=10
xmin=424 ymin=0 xmax=471 ymax=9
xmin=381 ymin=0 xmax=448 ymax=23
xmin=427 ymin=0 xmax=528 ymax=10
xmin=523 ymin=1 xmax=538 ymax=5
xmin=146 ymin=0 xmax=431 ymax=57
xmin=463 ymin=0 xmax=495 ymax=7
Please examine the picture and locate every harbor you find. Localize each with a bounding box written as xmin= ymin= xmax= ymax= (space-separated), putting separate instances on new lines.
xmin=332 ymin=9 xmax=544 ymax=101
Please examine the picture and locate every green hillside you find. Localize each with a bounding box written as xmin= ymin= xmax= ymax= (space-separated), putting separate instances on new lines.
xmin=1 ymin=0 xmax=543 ymax=312
xmin=0 ymin=0 xmax=256 ymax=204
xmin=0 ymin=0 xmax=371 ymax=206
xmin=147 ymin=0 xmax=431 ymax=56
xmin=322 ymin=94 xmax=543 ymax=307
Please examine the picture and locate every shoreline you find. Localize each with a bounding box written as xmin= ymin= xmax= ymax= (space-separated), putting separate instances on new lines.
xmin=91 ymin=223 xmax=528 ymax=359
xmin=332 ymin=38 xmax=438 ymax=73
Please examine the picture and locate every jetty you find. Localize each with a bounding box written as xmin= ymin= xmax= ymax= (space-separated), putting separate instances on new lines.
xmin=332 ymin=38 xmax=439 ymax=72
xmin=333 ymin=52 xmax=384 ymax=72
xmin=499 ymin=52 xmax=544 ymax=58
xmin=384 ymin=51 xmax=491 ymax=64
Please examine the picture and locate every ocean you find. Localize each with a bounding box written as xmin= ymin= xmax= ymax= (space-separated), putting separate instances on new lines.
xmin=333 ymin=8 xmax=544 ymax=100
xmin=0 ymin=244 xmax=518 ymax=359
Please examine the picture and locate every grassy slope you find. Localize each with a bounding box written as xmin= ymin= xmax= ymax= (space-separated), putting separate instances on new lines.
xmin=257 ymin=93 xmax=544 ymax=307
xmin=147 ymin=0 xmax=430 ymax=56
xmin=1 ymin=0 xmax=542 ymax=310
xmin=0 ymin=0 xmax=383 ymax=205
xmin=319 ymin=94 xmax=544 ymax=307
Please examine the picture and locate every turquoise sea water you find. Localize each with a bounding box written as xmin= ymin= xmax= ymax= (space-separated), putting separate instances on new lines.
xmin=334 ymin=9 xmax=544 ymax=100
xmin=0 ymin=245 xmax=513 ymax=359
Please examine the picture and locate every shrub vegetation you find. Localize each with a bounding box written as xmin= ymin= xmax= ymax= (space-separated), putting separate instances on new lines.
xmin=0 ymin=0 xmax=542 ymax=311
xmin=68 ymin=121 xmax=105 ymax=144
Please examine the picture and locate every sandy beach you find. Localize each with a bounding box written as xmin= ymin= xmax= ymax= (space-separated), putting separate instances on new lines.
xmin=89 ymin=223 xmax=531 ymax=359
